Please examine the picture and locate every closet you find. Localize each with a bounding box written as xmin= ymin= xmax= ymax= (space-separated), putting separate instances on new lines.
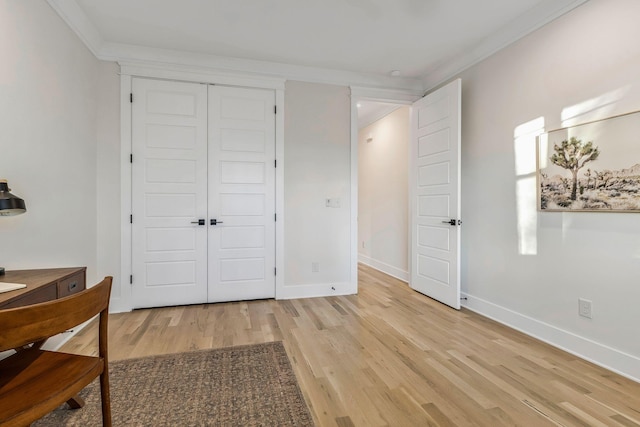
xmin=130 ymin=78 xmax=275 ymax=308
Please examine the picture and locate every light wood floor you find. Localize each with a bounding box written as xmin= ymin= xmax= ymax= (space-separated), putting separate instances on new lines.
xmin=62 ymin=264 xmax=640 ymax=426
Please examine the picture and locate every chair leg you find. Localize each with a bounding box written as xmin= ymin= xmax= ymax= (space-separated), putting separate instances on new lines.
xmin=67 ymin=394 xmax=85 ymax=409
xmin=100 ymin=370 xmax=112 ymax=427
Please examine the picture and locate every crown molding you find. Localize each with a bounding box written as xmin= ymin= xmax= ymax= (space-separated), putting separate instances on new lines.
xmin=48 ymin=0 xmax=589 ymax=93
xmin=119 ymin=60 xmax=287 ymax=91
xmin=349 ymin=85 xmax=419 ymax=130
xmin=350 ymin=86 xmax=422 ymax=104
xmin=104 ymin=42 xmax=423 ymax=91
xmin=47 ymin=0 xmax=104 ymax=57
xmin=421 ymin=0 xmax=589 ymax=91
xmin=46 ymin=0 xmax=422 ymax=91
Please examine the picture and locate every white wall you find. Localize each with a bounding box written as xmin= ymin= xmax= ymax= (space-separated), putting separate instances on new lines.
xmin=96 ymin=63 xmax=122 ymax=298
xmin=0 ymin=1 xmax=103 ymax=283
xmin=283 ymin=81 xmax=353 ymax=297
xmin=358 ymin=106 xmax=409 ymax=281
xmin=457 ymin=0 xmax=640 ymax=380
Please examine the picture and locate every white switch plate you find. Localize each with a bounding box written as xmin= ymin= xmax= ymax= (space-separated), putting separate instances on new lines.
xmin=325 ymin=198 xmax=341 ymax=208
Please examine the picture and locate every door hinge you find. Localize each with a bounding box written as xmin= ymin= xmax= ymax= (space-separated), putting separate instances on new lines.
xmin=274 ymin=105 xmax=277 ymax=114
xmin=130 ymin=153 xmax=133 ymax=163
xmin=130 ymin=274 xmax=133 ymax=284
xmin=274 ymin=213 xmax=277 ymax=222
xmin=274 ymin=267 xmax=277 ymax=276
xmin=274 ymin=159 xmax=277 ymax=168
xmin=130 ymin=93 xmax=133 ymax=103
xmin=130 ymin=214 xmax=133 ymax=224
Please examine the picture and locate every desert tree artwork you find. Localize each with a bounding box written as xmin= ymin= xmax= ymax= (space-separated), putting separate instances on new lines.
xmin=538 ymin=111 xmax=640 ymax=212
xmin=549 ymin=137 xmax=599 ymax=201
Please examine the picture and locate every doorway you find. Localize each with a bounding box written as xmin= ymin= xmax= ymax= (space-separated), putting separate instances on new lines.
xmin=355 ymin=79 xmax=462 ymax=310
xmin=357 ymin=101 xmax=411 ymax=282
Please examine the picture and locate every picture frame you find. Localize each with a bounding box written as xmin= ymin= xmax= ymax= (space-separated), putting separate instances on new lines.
xmin=538 ymin=110 xmax=640 ymax=212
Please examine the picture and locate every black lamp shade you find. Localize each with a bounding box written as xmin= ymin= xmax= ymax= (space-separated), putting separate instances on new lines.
xmin=0 ymin=180 xmax=26 ymax=216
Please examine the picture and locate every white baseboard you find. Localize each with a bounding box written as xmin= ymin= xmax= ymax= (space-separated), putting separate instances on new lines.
xmin=109 ymin=296 xmax=131 ymax=314
xmin=0 ymin=319 xmax=92 ymax=360
xmin=277 ymin=281 xmax=355 ymax=300
xmin=107 ymin=283 xmax=358 ymax=310
xmin=45 ymin=318 xmax=93 ymax=351
xmin=462 ymin=292 xmax=640 ymax=383
xmin=359 ymin=254 xmax=409 ymax=282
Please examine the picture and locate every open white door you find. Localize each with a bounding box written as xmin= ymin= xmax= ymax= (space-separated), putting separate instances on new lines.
xmin=410 ymin=79 xmax=461 ymax=309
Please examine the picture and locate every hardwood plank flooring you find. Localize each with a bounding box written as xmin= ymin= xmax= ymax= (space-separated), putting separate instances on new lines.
xmin=61 ymin=264 xmax=640 ymax=426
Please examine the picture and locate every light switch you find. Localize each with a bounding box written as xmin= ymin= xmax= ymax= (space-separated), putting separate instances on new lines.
xmin=325 ymin=198 xmax=341 ymax=208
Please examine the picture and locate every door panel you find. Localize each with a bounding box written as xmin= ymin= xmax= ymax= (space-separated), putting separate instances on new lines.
xmin=131 ymin=79 xmax=276 ymax=307
xmin=208 ymin=86 xmax=276 ymax=303
xmin=410 ymin=79 xmax=461 ymax=309
xmin=131 ymin=78 xmax=208 ymax=309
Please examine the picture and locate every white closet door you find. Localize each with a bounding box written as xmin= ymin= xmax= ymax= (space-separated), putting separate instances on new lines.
xmin=131 ymin=78 xmax=208 ymax=309
xmin=410 ymin=79 xmax=461 ymax=309
xmin=207 ymin=85 xmax=276 ymax=302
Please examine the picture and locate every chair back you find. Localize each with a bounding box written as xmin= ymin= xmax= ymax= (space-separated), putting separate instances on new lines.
xmin=0 ymin=276 xmax=112 ymax=352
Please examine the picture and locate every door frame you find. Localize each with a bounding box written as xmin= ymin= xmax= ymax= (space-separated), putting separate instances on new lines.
xmin=349 ymin=86 xmax=423 ymax=293
xmin=115 ymin=63 xmax=285 ymax=313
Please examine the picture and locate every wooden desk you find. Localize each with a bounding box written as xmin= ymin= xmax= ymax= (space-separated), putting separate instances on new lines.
xmin=0 ymin=268 xmax=86 ymax=310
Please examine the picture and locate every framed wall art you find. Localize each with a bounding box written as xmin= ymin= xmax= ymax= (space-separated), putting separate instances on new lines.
xmin=538 ymin=110 xmax=640 ymax=212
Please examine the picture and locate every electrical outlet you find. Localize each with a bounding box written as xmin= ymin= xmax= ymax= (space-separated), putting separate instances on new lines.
xmin=578 ymin=298 xmax=592 ymax=319
xmin=311 ymin=262 xmax=319 ymax=273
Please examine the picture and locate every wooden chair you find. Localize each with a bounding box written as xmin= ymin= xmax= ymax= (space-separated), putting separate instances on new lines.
xmin=0 ymin=276 xmax=113 ymax=426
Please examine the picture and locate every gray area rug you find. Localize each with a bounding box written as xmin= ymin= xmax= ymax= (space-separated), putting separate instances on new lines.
xmin=35 ymin=342 xmax=314 ymax=426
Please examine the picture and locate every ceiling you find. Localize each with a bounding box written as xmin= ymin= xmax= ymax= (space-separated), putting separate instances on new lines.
xmin=357 ymin=101 xmax=403 ymax=129
xmin=49 ymin=0 xmax=587 ymax=91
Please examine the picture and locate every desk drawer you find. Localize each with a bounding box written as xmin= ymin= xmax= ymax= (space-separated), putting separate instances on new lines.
xmin=58 ymin=272 xmax=85 ymax=298
xmin=0 ymin=284 xmax=57 ymax=309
